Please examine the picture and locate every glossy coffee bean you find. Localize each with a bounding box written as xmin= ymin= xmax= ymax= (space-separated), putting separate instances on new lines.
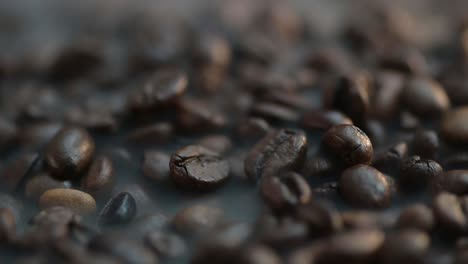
xmin=441 ymin=107 xmax=468 ymax=145
xmin=339 ymin=165 xmax=392 ymax=208
xmin=399 ymin=156 xmax=442 ymax=190
xmin=1 ymin=152 xmax=39 ymax=191
xmin=260 ymin=172 xmax=311 ymax=211
xmin=170 ymin=145 xmax=230 ymax=190
xmin=410 ymin=129 xmax=439 ymax=159
xmin=396 ymin=204 xmax=434 ymax=232
xmin=378 ymin=229 xmax=430 ymax=264
xmin=301 ymin=110 xmax=353 ymax=131
xmin=432 ymin=192 xmax=467 ymax=234
xmin=39 ymin=188 xmax=96 ymax=215
xmin=98 ymin=192 xmax=136 ymax=226
xmin=25 ymin=173 xmax=71 ymax=201
xmin=143 ymin=151 xmax=170 ymax=182
xmin=145 ymin=231 xmax=186 ymax=258
xmin=433 ymin=170 xmax=468 ymax=195
xmin=82 ymin=155 xmax=114 ymax=196
xmin=321 ymin=124 xmax=373 ymax=167
xmin=172 ymin=204 xmax=224 ymax=234
xmin=245 ymin=129 xmax=307 ymax=181
xmin=302 ymin=156 xmax=335 ymax=178
xmin=45 ymin=127 xmax=95 ymax=180
xmin=372 ymin=71 xmax=404 ymax=120
xmin=251 ymin=101 xmax=300 ymax=123
xmin=402 ymin=77 xmax=450 ymax=117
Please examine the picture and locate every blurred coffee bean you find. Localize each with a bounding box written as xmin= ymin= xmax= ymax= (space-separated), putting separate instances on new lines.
xmin=0 ymin=208 xmax=15 ymax=242
xmin=172 ymin=204 xmax=224 ymax=234
xmin=432 ymin=192 xmax=467 ymax=235
xmin=373 ymin=142 xmax=408 ymax=174
xmin=98 ymin=192 xmax=136 ymax=226
xmin=25 ymin=173 xmax=71 ymax=201
xmin=145 ymin=231 xmax=185 ymax=258
xmin=250 ymin=102 xmax=300 ymax=123
xmin=45 ymin=127 xmax=95 ymax=180
xmin=126 ymin=122 xmax=173 ymax=145
xmin=197 ymin=134 xmax=233 ymax=155
xmin=322 ymin=124 xmax=373 ymax=167
xmin=237 ymin=117 xmax=271 ymax=140
xmin=82 ymin=155 xmax=114 ymax=196
xmin=0 ymin=152 xmax=39 ymax=191
xmin=362 ymin=119 xmax=385 ymax=147
xmin=399 ymin=156 xmax=442 ymax=190
xmin=142 ymin=151 xmax=170 ymax=182
xmin=170 ymin=145 xmax=230 ymax=190
xmin=39 ymin=188 xmax=96 ymax=215
xmin=128 ymin=213 xmax=169 ymax=240
xmin=295 ymin=202 xmax=342 ymax=236
xmin=0 ymin=116 xmax=17 ymax=150
xmin=114 ymin=184 xmax=152 ymax=213
xmin=433 ymin=170 xmax=468 ymax=195
xmin=341 ymin=211 xmax=395 ymax=230
xmin=176 ymin=99 xmax=227 ymax=132
xmin=339 ymin=164 xmax=392 ymax=208
xmin=410 ymin=129 xmax=439 ymax=159
xmin=19 ymin=122 xmax=61 ymax=148
xmin=301 ymin=110 xmax=353 ymax=131
xmin=302 ymin=156 xmax=335 ymax=178
xmin=260 ymin=172 xmax=311 ymax=212
xmin=441 ymin=107 xmax=468 ymax=145
xmin=396 ymin=204 xmax=434 ymax=232
xmin=372 ymin=71 xmax=404 ymax=120
xmin=402 ymin=77 xmax=450 ymax=117
xmin=65 ymin=107 xmax=118 ymax=133
xmin=378 ymin=229 xmax=430 ymax=264
xmin=245 ymin=129 xmax=307 ymax=181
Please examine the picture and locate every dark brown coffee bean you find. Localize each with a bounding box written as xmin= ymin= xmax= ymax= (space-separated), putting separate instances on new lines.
xmin=317 ymin=229 xmax=385 ymax=264
xmin=378 ymin=229 xmax=430 ymax=264
xmin=432 ymin=192 xmax=467 ymax=234
xmin=45 ymin=127 xmax=95 ymax=180
xmin=172 ymin=204 xmax=224 ymax=234
xmin=126 ymin=122 xmax=173 ymax=145
xmin=65 ymin=107 xmax=118 ymax=133
xmin=399 ymin=156 xmax=442 ymax=190
xmin=400 ymin=111 xmax=421 ymax=131
xmin=39 ymin=188 xmax=96 ymax=215
xmin=260 ymin=172 xmax=311 ymax=211
xmin=339 ymin=165 xmax=392 ymax=208
xmin=296 ymin=202 xmax=342 ymax=236
xmin=441 ymin=107 xmax=468 ymax=145
xmin=378 ymin=49 xmax=427 ymax=75
xmin=301 ymin=110 xmax=353 ymax=130
xmin=0 ymin=208 xmax=15 ymax=242
xmin=170 ymin=145 xmax=230 ymax=190
xmin=25 ymin=173 xmax=71 ymax=201
xmin=237 ymin=117 xmax=271 ymax=140
xmin=373 ymin=142 xmax=408 ymax=174
xmin=82 ymin=155 xmax=114 ymax=196
xmin=255 ymin=214 xmax=308 ymax=246
xmin=245 ymin=129 xmax=307 ymax=181
xmin=143 ymin=151 xmax=170 ymax=182
xmin=145 ymin=231 xmax=185 ymax=258
xmin=302 ymin=156 xmax=336 ymax=178
xmin=0 ymin=152 xmax=39 ymax=191
xmin=323 ymin=73 xmax=371 ymax=123
xmin=129 ymin=69 xmax=187 ymax=112
xmin=98 ymin=192 xmax=136 ymax=226
xmin=197 ymin=135 xmax=232 ymax=155
xmin=372 ymin=71 xmax=404 ymax=120
xmin=396 ymin=204 xmax=434 ymax=232
xmin=251 ymin=102 xmax=300 ymax=123
xmin=322 ymin=124 xmax=373 ymax=167
xmin=433 ymin=170 xmax=468 ymax=195
xmin=410 ymin=129 xmax=439 ymax=159
xmin=176 ymin=99 xmax=227 ymax=132
xmin=312 ymin=182 xmax=339 ymax=200
xmin=0 ymin=116 xmax=17 ymax=150
xmin=341 ymin=211 xmax=394 ymax=230
xmin=402 ymin=77 xmax=450 ymax=117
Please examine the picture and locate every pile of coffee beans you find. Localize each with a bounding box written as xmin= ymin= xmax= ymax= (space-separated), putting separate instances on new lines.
xmin=1 ymin=0 xmax=468 ymax=263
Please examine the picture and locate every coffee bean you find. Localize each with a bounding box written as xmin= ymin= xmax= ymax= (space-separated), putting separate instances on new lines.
xmin=65 ymin=107 xmax=118 ymax=133
xmin=142 ymin=151 xmax=170 ymax=182
xmin=260 ymin=172 xmax=311 ymax=211
xmin=378 ymin=229 xmax=430 ymax=264
xmin=25 ymin=173 xmax=71 ymax=201
xmin=399 ymin=156 xmax=442 ymax=190
xmin=410 ymin=129 xmax=439 ymax=159
xmin=176 ymin=99 xmax=227 ymax=132
xmin=402 ymin=77 xmax=450 ymax=117
xmin=303 ymin=156 xmax=336 ymax=178
xmin=82 ymin=155 xmax=114 ymax=196
xmin=170 ymin=145 xmax=230 ymax=190
xmin=172 ymin=204 xmax=224 ymax=234
xmin=255 ymin=214 xmax=308 ymax=246
xmin=372 ymin=71 xmax=404 ymax=120
xmin=245 ymin=129 xmax=307 ymax=181
xmin=192 ymin=33 xmax=231 ymax=67
xmin=433 ymin=170 xmax=468 ymax=195
xmin=1 ymin=152 xmax=39 ymax=191
xmin=0 ymin=208 xmax=15 ymax=242
xmin=98 ymin=192 xmax=136 ymax=226
xmin=400 ymin=111 xmax=421 ymax=131
xmin=0 ymin=116 xmax=17 ymax=150
xmin=321 ymin=124 xmax=373 ymax=167
xmin=237 ymin=117 xmax=271 ymax=140
xmin=378 ymin=49 xmax=427 ymax=75
xmin=197 ymin=135 xmax=232 ymax=155
xmin=295 ymin=202 xmax=342 ymax=236
xmin=301 ymin=110 xmax=353 ymax=130
xmin=145 ymin=231 xmax=185 ymax=258
xmin=432 ymin=192 xmax=467 ymax=234
xmin=251 ymin=101 xmax=300 ymax=123
xmin=45 ymin=127 xmax=95 ymax=180
xmin=129 ymin=69 xmax=187 ymax=112
xmin=339 ymin=164 xmax=392 ymax=208
xmin=19 ymin=122 xmax=62 ymax=148
xmin=373 ymin=142 xmax=408 ymax=174
xmin=39 ymin=188 xmax=96 ymax=215
xmin=126 ymin=122 xmax=173 ymax=145
xmin=396 ymin=204 xmax=434 ymax=232
xmin=441 ymin=107 xmax=468 ymax=145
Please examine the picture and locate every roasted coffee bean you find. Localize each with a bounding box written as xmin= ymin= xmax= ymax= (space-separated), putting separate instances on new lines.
xmin=197 ymin=135 xmax=232 ymax=155
xmin=176 ymin=99 xmax=227 ymax=132
xmin=301 ymin=110 xmax=353 ymax=131
xmin=170 ymin=145 xmax=230 ymax=190
xmin=245 ymin=129 xmax=307 ymax=181
xmin=302 ymin=156 xmax=335 ymax=178
xmin=39 ymin=188 xmax=96 ymax=215
xmin=172 ymin=204 xmax=224 ymax=234
xmin=25 ymin=173 xmax=71 ymax=201
xmin=396 ymin=204 xmax=434 ymax=232
xmin=373 ymin=142 xmax=408 ymax=174
xmin=410 ymin=130 xmax=439 ymax=159
xmin=126 ymin=122 xmax=173 ymax=145
xmin=341 ymin=210 xmax=394 ymax=230
xmin=321 ymin=124 xmax=373 ymax=167
xmin=441 ymin=107 xmax=468 ymax=145
xmin=362 ymin=120 xmax=385 ymax=147
xmin=432 ymin=192 xmax=467 ymax=235
xmin=399 ymin=156 xmax=442 ymax=190
xmin=0 ymin=152 xmax=39 ymax=191
xmin=378 ymin=229 xmax=430 ymax=264
xmin=312 ymin=182 xmax=339 ymax=200
xmin=142 ymin=151 xmax=170 ymax=182
xmin=339 ymin=165 xmax=392 ymax=208
xmin=129 ymin=69 xmax=187 ymax=112
xmin=324 ymin=73 xmax=371 ymax=123
xmin=372 ymin=71 xmax=404 ymax=120
xmin=145 ymin=231 xmax=185 ymax=258
xmin=19 ymin=122 xmax=62 ymax=148
xmin=0 ymin=116 xmax=17 ymax=150
xmin=378 ymin=49 xmax=427 ymax=75
xmin=113 ymin=184 xmax=152 ymax=213
xmin=433 ymin=170 xmax=468 ymax=195
xmin=237 ymin=117 xmax=271 ymax=140
xmin=0 ymin=208 xmax=15 ymax=242
xmin=82 ymin=155 xmax=114 ymax=196
xmin=251 ymin=102 xmax=300 ymax=123
xmin=45 ymin=127 xmax=95 ymax=180
xmin=260 ymin=172 xmax=311 ymax=211
xmin=402 ymin=77 xmax=450 ymax=117
xmin=88 ymin=232 xmax=159 ymax=264
xmin=98 ymin=192 xmax=136 ymax=226
xmin=317 ymin=229 xmax=385 ymax=264
xmin=296 ymin=202 xmax=342 ymax=236
xmin=256 ymin=214 xmax=308 ymax=246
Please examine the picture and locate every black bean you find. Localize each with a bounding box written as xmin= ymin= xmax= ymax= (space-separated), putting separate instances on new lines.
xmin=410 ymin=129 xmax=439 ymax=159
xmin=378 ymin=229 xmax=430 ymax=264
xmin=126 ymin=122 xmax=173 ymax=145
xmin=98 ymin=192 xmax=137 ymax=226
